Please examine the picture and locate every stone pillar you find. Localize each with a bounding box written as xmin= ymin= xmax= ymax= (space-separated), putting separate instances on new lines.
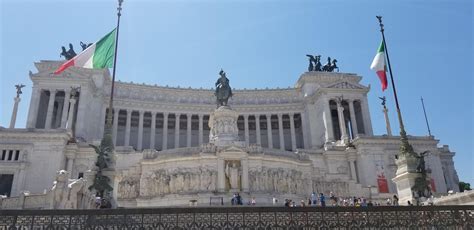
xmin=392 ymin=155 xmax=421 ymax=205
xmin=112 ymin=108 xmax=120 ymax=145
xmin=255 ymin=115 xmax=261 ymax=146
xmin=26 ymin=87 xmax=41 ymax=128
xmin=278 ymin=114 xmax=285 ymax=150
xmin=124 ymin=109 xmax=132 ymax=146
xmin=266 ymin=114 xmax=273 ymax=149
xmin=162 ymin=113 xmax=169 ymax=150
xmin=9 ymin=97 xmax=21 ymax=129
xmin=244 ymin=115 xmax=249 ymax=146
xmin=323 ymin=98 xmax=335 ymax=142
xmin=300 ymin=112 xmax=308 ymax=149
xmin=45 ymin=89 xmax=57 ymax=129
xmin=98 ymin=106 xmax=107 ymax=138
xmin=217 ymin=158 xmax=225 ymax=192
xmin=289 ymin=113 xmax=297 ymax=151
xmin=65 ymin=152 xmax=75 ymax=179
xmin=137 ymin=110 xmax=144 ymax=151
xmin=150 ymin=112 xmax=157 ymax=149
xmin=361 ymin=98 xmax=374 ymax=136
xmin=54 ymin=98 xmax=64 ymax=129
xmin=348 ymin=100 xmax=359 ymax=138
xmin=186 ymin=114 xmax=192 ymax=147
xmin=174 ymin=113 xmax=181 ymax=148
xmin=198 ymin=114 xmax=203 ymax=146
xmin=336 ymin=100 xmax=349 ymax=144
xmin=349 ymin=160 xmax=357 ymax=181
xmin=66 ymin=98 xmax=77 ymax=132
xmin=60 ymin=89 xmax=71 ymax=128
xmin=241 ymin=159 xmax=249 ymax=192
xmin=383 ymin=107 xmax=393 ymax=136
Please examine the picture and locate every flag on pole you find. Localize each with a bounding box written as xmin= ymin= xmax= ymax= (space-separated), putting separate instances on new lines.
xmin=370 ymin=41 xmax=388 ymax=91
xmin=54 ymin=28 xmax=117 ymax=74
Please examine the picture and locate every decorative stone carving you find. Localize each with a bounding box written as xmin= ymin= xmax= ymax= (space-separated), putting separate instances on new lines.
xmin=208 ymin=106 xmax=239 ymax=146
xmin=118 ymin=176 xmax=140 ymax=199
xmin=248 ymin=167 xmax=310 ymax=195
xmin=48 ymin=170 xmax=88 ymax=209
xmin=139 ymin=167 xmax=217 ymax=197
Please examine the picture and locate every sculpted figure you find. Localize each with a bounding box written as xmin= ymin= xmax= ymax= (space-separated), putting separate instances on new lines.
xmin=64 ymin=178 xmax=86 ymax=209
xmin=215 ymin=69 xmax=233 ymax=107
xmin=225 ymin=162 xmax=240 ymax=190
xmin=50 ymin=170 xmax=68 ymax=209
xmin=80 ymin=41 xmax=92 ymax=51
xmin=14 ymin=84 xmax=25 ymax=97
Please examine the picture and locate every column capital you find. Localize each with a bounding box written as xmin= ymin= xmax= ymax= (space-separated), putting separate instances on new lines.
xmin=243 ymin=114 xmax=249 ymax=119
xmin=138 ymin=110 xmax=145 ymax=115
xmin=186 ymin=113 xmax=192 ymax=118
xmin=163 ymin=112 xmax=169 ymax=116
xmin=277 ymin=113 xmax=283 ymax=118
xmin=198 ymin=113 xmax=204 ymax=118
xmin=151 ymin=111 xmax=157 ymax=116
xmin=126 ymin=109 xmax=133 ymax=114
xmin=289 ymin=112 xmax=295 ymax=118
xmin=266 ymin=114 xmax=272 ymax=119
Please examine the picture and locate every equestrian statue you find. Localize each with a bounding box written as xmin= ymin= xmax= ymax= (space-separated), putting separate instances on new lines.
xmin=215 ymin=69 xmax=233 ymax=107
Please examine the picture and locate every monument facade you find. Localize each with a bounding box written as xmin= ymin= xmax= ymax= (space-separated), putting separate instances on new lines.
xmin=0 ymin=61 xmax=460 ymax=207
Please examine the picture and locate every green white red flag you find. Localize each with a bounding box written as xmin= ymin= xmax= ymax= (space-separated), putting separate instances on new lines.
xmin=370 ymin=41 xmax=388 ymax=91
xmin=54 ymin=28 xmax=116 ymax=74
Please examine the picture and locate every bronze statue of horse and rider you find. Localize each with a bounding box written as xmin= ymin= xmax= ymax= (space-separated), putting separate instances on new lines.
xmin=215 ymin=69 xmax=233 ymax=107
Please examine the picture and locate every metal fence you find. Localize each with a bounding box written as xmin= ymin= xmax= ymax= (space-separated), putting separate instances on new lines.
xmin=1 ymin=205 xmax=473 ymax=229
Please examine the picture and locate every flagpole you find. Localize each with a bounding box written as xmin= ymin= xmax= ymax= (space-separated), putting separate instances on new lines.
xmin=376 ymin=16 xmax=414 ymax=156
xmin=421 ymin=97 xmax=432 ymax=136
xmin=104 ymin=0 xmax=123 ymax=144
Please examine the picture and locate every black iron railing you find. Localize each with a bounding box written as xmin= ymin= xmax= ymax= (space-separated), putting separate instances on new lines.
xmin=1 ymin=205 xmax=473 ymax=229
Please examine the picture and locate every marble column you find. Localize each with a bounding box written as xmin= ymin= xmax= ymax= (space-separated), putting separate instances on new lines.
xmin=98 ymin=106 xmax=107 ymax=138
xmin=361 ymin=98 xmax=374 ymax=136
xmin=383 ymin=107 xmax=393 ymax=136
xmin=124 ymin=109 xmax=132 ymax=146
xmin=244 ymin=115 xmax=249 ymax=146
xmin=348 ymin=100 xmax=359 ymax=138
xmin=266 ymin=114 xmax=273 ymax=149
xmin=241 ymin=159 xmax=249 ymax=192
xmin=44 ymin=89 xmax=57 ymax=129
xmin=277 ymin=114 xmax=285 ymax=150
xmin=137 ymin=110 xmax=144 ymax=151
xmin=198 ymin=114 xmax=203 ymax=146
xmin=186 ymin=114 xmax=192 ymax=147
xmin=300 ymin=112 xmax=308 ymax=149
xmin=255 ymin=115 xmax=261 ymax=146
xmin=65 ymin=153 xmax=75 ymax=179
xmin=217 ymin=158 xmax=225 ymax=192
xmin=66 ymin=98 xmax=77 ymax=132
xmin=162 ymin=113 xmax=169 ymax=150
xmin=150 ymin=112 xmax=157 ymax=149
xmin=174 ymin=113 xmax=181 ymax=148
xmin=112 ymin=108 xmax=120 ymax=145
xmin=336 ymin=100 xmax=348 ymax=143
xmin=26 ymin=87 xmax=41 ymax=128
xmin=9 ymin=97 xmax=21 ymax=129
xmin=60 ymin=89 xmax=71 ymax=128
xmin=289 ymin=113 xmax=297 ymax=151
xmin=323 ymin=98 xmax=335 ymax=142
xmin=54 ymin=97 xmax=64 ymax=128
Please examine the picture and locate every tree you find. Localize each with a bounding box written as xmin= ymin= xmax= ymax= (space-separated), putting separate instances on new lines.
xmin=459 ymin=182 xmax=471 ymax=192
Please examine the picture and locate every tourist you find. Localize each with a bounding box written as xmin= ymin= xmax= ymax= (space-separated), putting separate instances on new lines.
xmin=300 ymin=200 xmax=306 ymax=207
xmin=319 ymin=193 xmax=326 ymax=207
xmin=231 ymin=193 xmax=237 ymax=205
xmin=236 ymin=193 xmax=243 ymax=205
xmin=284 ymin=199 xmax=290 ymax=207
xmin=393 ymin=195 xmax=399 ymax=206
xmin=307 ymin=197 xmax=311 ymax=206
xmin=386 ymin=198 xmax=391 ymax=206
xmin=251 ymin=197 xmax=256 ymax=205
xmin=272 ymin=197 xmax=278 ymax=205
xmin=311 ymin=192 xmax=318 ymax=206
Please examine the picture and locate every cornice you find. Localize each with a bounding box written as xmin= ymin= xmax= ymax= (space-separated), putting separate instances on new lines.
xmin=0 ymin=128 xmax=71 ymax=141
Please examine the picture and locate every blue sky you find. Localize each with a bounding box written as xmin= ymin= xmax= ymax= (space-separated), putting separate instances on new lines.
xmin=1 ymin=0 xmax=472 ymax=184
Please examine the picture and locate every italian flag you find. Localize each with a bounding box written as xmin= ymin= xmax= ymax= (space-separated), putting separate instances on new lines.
xmin=370 ymin=41 xmax=388 ymax=91
xmin=54 ymin=28 xmax=116 ymax=74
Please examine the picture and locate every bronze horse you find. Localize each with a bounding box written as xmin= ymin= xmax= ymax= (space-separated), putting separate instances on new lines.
xmin=215 ymin=69 xmax=233 ymax=107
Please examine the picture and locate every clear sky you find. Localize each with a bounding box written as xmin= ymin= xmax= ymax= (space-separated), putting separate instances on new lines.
xmin=1 ymin=0 xmax=472 ymax=185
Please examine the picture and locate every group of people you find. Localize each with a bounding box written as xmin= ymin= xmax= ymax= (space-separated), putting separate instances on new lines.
xmin=285 ymin=193 xmax=400 ymax=207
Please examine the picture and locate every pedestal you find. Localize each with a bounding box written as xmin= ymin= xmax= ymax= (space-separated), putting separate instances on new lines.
xmin=392 ymin=155 xmax=420 ymax=205
xmin=208 ymin=106 xmax=240 ymax=146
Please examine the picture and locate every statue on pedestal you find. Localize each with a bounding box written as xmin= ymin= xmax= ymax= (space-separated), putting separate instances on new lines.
xmin=215 ymin=69 xmax=233 ymax=107
xmin=225 ymin=162 xmax=241 ymax=190
xmin=60 ymin=43 xmax=77 ymax=60
xmin=14 ymin=84 xmax=25 ymax=98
